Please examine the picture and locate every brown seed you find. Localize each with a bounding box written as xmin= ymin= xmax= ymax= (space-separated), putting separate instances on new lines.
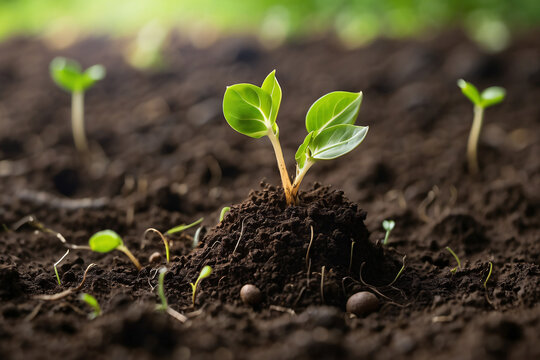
xmin=148 ymin=252 xmax=162 ymax=264
xmin=240 ymin=284 xmax=262 ymax=306
xmin=346 ymin=291 xmax=379 ymax=316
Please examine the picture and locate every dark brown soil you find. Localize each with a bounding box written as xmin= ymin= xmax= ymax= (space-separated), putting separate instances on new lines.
xmin=0 ymin=30 xmax=539 ymax=360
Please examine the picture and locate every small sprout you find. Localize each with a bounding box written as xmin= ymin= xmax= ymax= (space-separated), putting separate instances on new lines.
xmin=148 ymin=251 xmax=162 ymax=264
xmin=382 ymin=219 xmax=395 ymax=245
xmin=445 ymin=246 xmax=461 ymax=274
xmin=143 ymin=228 xmax=169 ymax=263
xmin=457 ymin=79 xmax=506 ymax=175
xmin=53 ymin=249 xmax=70 ymax=285
xmin=484 ymin=261 xmax=493 ymax=290
xmin=165 ymin=217 xmax=203 ymax=235
xmin=79 ymin=293 xmax=101 ymax=319
xmin=192 ymin=226 xmax=204 ymax=249
xmin=348 ymin=241 xmax=355 ymax=273
xmin=50 ymin=57 xmax=106 ymax=155
xmin=190 ymin=265 xmax=212 ymax=307
xmin=223 ymin=70 xmax=368 ymax=205
xmin=89 ymin=230 xmax=142 ymax=270
xmin=219 ymin=207 xmax=231 ymax=222
xmin=240 ymin=284 xmax=262 ymax=306
xmin=346 ymin=291 xmax=379 ymax=317
xmin=387 ymin=255 xmax=407 ymax=287
xmin=156 ymin=267 xmax=168 ymax=311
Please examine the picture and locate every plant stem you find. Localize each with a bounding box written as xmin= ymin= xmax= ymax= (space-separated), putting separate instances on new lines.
xmin=290 ymin=160 xmax=314 ymax=201
xmin=118 ymin=245 xmax=142 ymax=270
xmin=72 ymin=91 xmax=89 ymax=154
xmin=267 ymin=130 xmax=294 ymax=204
xmin=383 ymin=231 xmax=390 ymax=245
xmin=467 ymin=105 xmax=484 ymax=175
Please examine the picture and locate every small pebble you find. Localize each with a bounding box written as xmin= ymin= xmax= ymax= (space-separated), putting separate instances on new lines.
xmin=240 ymin=284 xmax=262 ymax=306
xmin=148 ymin=252 xmax=162 ymax=264
xmin=346 ymin=291 xmax=379 ymax=316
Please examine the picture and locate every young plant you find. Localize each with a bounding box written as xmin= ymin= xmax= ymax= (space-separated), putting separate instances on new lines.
xmin=382 ymin=219 xmax=395 ymax=245
xmin=50 ymin=57 xmax=106 ymax=155
xmin=223 ymin=70 xmax=368 ymax=205
xmin=457 ymin=79 xmax=506 ymax=175
xmin=53 ymin=249 xmax=70 ymax=285
xmin=219 ymin=206 xmax=231 ymax=222
xmin=190 ymin=265 xmax=212 ymax=307
xmin=156 ymin=267 xmax=168 ymax=311
xmin=89 ymin=230 xmax=142 ymax=270
xmin=445 ymin=246 xmax=461 ymax=274
xmin=165 ymin=217 xmax=203 ymax=235
xmin=79 ymin=293 xmax=101 ymax=319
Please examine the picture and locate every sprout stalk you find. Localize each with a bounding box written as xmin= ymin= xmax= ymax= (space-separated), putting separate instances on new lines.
xmin=267 ymin=130 xmax=294 ymax=204
xmin=72 ymin=91 xmax=89 ymax=154
xmin=467 ymin=105 xmax=484 ymax=175
xmin=117 ymin=244 xmax=142 ymax=270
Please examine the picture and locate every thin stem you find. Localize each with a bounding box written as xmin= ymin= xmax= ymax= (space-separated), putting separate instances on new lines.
xmin=267 ymin=130 xmax=294 ymax=204
xmin=383 ymin=231 xmax=390 ymax=245
xmin=118 ymin=245 xmax=142 ymax=270
xmin=290 ymin=160 xmax=314 ymax=201
xmin=72 ymin=91 xmax=89 ymax=154
xmin=467 ymin=105 xmax=484 ymax=175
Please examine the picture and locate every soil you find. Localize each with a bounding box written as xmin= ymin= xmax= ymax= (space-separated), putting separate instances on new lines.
xmin=0 ymin=30 xmax=539 ymax=360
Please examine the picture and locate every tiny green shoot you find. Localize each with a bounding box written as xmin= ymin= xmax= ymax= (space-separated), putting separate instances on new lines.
xmin=382 ymin=219 xmax=395 ymax=245
xmin=223 ymin=70 xmax=368 ymax=205
xmin=79 ymin=293 xmax=101 ymax=319
xmin=445 ymin=246 xmax=461 ymax=274
xmin=50 ymin=57 xmax=106 ymax=155
xmin=192 ymin=226 xmax=203 ymax=249
xmin=483 ymin=261 xmax=493 ymax=290
xmin=457 ymin=79 xmax=506 ymax=175
xmin=89 ymin=230 xmax=142 ymax=270
xmin=53 ymin=249 xmax=70 ymax=285
xmin=190 ymin=265 xmax=212 ymax=307
xmin=219 ymin=207 xmax=231 ymax=222
xmin=157 ymin=267 xmax=168 ymax=311
xmin=143 ymin=228 xmax=170 ymax=263
xmin=165 ymin=217 xmax=203 ymax=235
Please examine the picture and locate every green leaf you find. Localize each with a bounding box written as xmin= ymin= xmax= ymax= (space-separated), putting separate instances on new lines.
xmin=309 ymin=124 xmax=368 ymax=160
xmin=480 ymin=86 xmax=506 ymax=108
xmin=165 ymin=217 xmax=204 ymax=235
xmin=305 ymin=91 xmax=363 ymax=134
xmin=79 ymin=293 xmax=101 ymax=318
xmin=295 ymin=131 xmax=314 ymax=170
xmin=199 ymin=265 xmax=213 ymax=280
xmin=457 ymin=79 xmax=481 ymax=106
xmin=89 ymin=230 xmax=123 ymax=253
xmin=261 ymin=70 xmax=282 ymax=132
xmin=223 ymin=84 xmax=273 ymax=138
xmin=382 ymin=220 xmax=395 ymax=231
xmin=50 ymin=57 xmax=105 ymax=93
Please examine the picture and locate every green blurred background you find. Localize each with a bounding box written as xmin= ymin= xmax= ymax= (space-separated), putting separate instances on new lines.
xmin=1 ymin=0 xmax=539 ymax=51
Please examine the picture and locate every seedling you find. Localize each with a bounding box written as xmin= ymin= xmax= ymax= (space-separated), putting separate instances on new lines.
xmin=156 ymin=267 xmax=168 ymax=311
xmin=457 ymin=79 xmax=506 ymax=175
xmin=89 ymin=230 xmax=142 ymax=270
xmin=219 ymin=207 xmax=231 ymax=222
xmin=143 ymin=228 xmax=170 ymax=263
xmin=165 ymin=217 xmax=203 ymax=235
xmin=192 ymin=226 xmax=203 ymax=249
xmin=445 ymin=246 xmax=461 ymax=274
xmin=483 ymin=261 xmax=493 ymax=290
xmin=50 ymin=57 xmax=105 ymax=155
xmin=53 ymin=249 xmax=70 ymax=285
xmin=223 ymin=70 xmax=368 ymax=205
xmin=190 ymin=265 xmax=212 ymax=307
xmin=382 ymin=219 xmax=395 ymax=245
xmin=79 ymin=293 xmax=101 ymax=319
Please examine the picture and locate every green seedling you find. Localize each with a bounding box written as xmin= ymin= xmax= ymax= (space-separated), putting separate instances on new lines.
xmin=190 ymin=265 xmax=212 ymax=307
xmin=50 ymin=57 xmax=105 ymax=155
xmin=484 ymin=261 xmax=493 ymax=290
xmin=219 ymin=207 xmax=231 ymax=222
xmin=89 ymin=230 xmax=142 ymax=270
xmin=165 ymin=217 xmax=203 ymax=235
xmin=144 ymin=228 xmax=170 ymax=263
xmin=79 ymin=293 xmax=101 ymax=319
xmin=156 ymin=267 xmax=168 ymax=311
xmin=445 ymin=246 xmax=461 ymax=274
xmin=53 ymin=249 xmax=70 ymax=285
xmin=192 ymin=226 xmax=203 ymax=249
xmin=223 ymin=70 xmax=368 ymax=205
xmin=457 ymin=79 xmax=506 ymax=175
xmin=382 ymin=219 xmax=395 ymax=245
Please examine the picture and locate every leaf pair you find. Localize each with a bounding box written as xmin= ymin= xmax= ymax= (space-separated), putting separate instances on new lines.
xmin=89 ymin=230 xmax=142 ymax=270
xmin=50 ymin=57 xmax=106 ymax=93
xmin=457 ymin=79 xmax=505 ymax=108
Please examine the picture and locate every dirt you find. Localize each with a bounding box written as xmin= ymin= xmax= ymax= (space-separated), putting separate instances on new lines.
xmin=0 ymin=30 xmax=539 ymax=360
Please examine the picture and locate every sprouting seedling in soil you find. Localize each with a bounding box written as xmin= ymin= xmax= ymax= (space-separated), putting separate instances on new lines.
xmin=190 ymin=265 xmax=212 ymax=307
xmin=143 ymin=228 xmax=170 ymax=263
xmin=192 ymin=226 xmax=203 ymax=249
xmin=89 ymin=230 xmax=142 ymax=270
xmin=79 ymin=293 xmax=101 ymax=319
xmin=165 ymin=217 xmax=203 ymax=235
xmin=483 ymin=261 xmax=493 ymax=290
xmin=156 ymin=267 xmax=168 ymax=311
xmin=50 ymin=57 xmax=106 ymax=155
xmin=53 ymin=249 xmax=70 ymax=285
xmin=219 ymin=207 xmax=230 ymax=222
xmin=348 ymin=241 xmax=355 ymax=273
xmin=457 ymin=79 xmax=506 ymax=175
xmin=223 ymin=70 xmax=368 ymax=205
xmin=445 ymin=246 xmax=461 ymax=274
xmin=382 ymin=219 xmax=395 ymax=245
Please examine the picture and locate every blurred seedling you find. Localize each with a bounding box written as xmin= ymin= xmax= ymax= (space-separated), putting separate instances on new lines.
xmin=190 ymin=265 xmax=212 ymax=307
xmin=79 ymin=293 xmax=101 ymax=319
xmin=155 ymin=267 xmax=188 ymax=322
xmin=50 ymin=57 xmax=105 ymax=155
xmin=89 ymin=230 xmax=142 ymax=270
xmin=457 ymin=79 xmax=506 ymax=175
xmin=53 ymin=249 xmax=70 ymax=285
xmin=483 ymin=261 xmax=493 ymax=290
xmin=445 ymin=247 xmax=461 ymax=274
xmin=165 ymin=217 xmax=203 ymax=235
xmin=192 ymin=226 xmax=204 ymax=249
xmin=382 ymin=219 xmax=395 ymax=245
xmin=223 ymin=70 xmax=368 ymax=205
xmin=219 ymin=207 xmax=231 ymax=222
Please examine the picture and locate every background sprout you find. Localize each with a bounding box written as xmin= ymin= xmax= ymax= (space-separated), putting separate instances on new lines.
xmin=50 ymin=57 xmax=106 ymax=155
xmin=165 ymin=217 xmax=203 ymax=235
xmin=457 ymin=79 xmax=506 ymax=175
xmin=157 ymin=267 xmax=168 ymax=311
xmin=219 ymin=207 xmax=230 ymax=222
xmin=445 ymin=246 xmax=462 ymax=274
xmin=223 ymin=70 xmax=368 ymax=204
xmin=79 ymin=293 xmax=101 ymax=319
xmin=53 ymin=249 xmax=70 ymax=285
xmin=89 ymin=230 xmax=142 ymax=270
xmin=382 ymin=220 xmax=395 ymax=245
xmin=190 ymin=265 xmax=212 ymax=307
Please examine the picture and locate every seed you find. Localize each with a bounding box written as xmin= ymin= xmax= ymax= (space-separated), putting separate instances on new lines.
xmin=148 ymin=252 xmax=161 ymax=264
xmin=346 ymin=291 xmax=379 ymax=316
xmin=240 ymin=284 xmax=262 ymax=306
